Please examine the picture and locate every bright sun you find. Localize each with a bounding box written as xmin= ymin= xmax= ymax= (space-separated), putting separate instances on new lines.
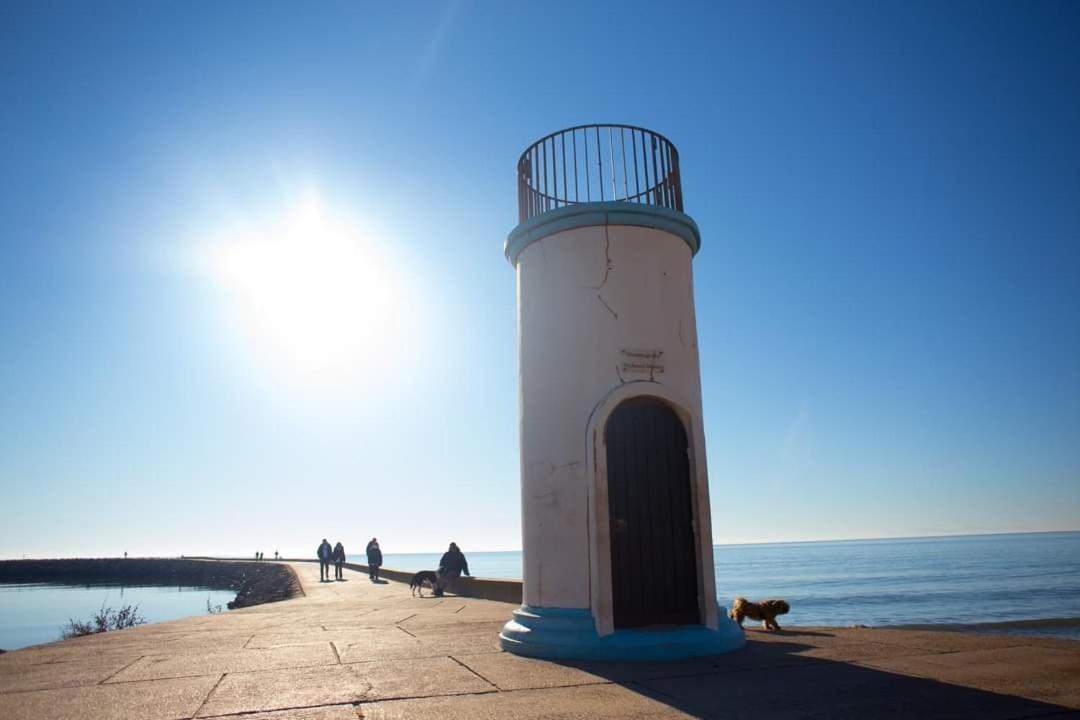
xmin=205 ymin=196 xmax=415 ymax=385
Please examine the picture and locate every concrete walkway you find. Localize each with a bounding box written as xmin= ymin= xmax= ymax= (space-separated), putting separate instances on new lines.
xmin=1 ymin=561 xmax=1078 ymax=719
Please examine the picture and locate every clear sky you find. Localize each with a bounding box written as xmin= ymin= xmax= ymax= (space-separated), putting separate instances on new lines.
xmin=2 ymin=1 xmax=1078 ymax=558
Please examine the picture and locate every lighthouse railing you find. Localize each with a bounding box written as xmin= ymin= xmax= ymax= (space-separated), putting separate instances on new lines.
xmin=517 ymin=124 xmax=684 ymax=224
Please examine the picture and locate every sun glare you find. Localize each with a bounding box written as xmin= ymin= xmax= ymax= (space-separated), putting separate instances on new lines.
xmin=205 ymin=196 xmax=417 ymax=386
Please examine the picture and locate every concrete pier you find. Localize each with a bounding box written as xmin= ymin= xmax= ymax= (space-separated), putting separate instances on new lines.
xmin=1 ymin=561 xmax=1078 ymax=718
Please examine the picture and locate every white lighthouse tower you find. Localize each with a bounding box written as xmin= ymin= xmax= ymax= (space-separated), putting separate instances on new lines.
xmin=499 ymin=125 xmax=744 ymax=660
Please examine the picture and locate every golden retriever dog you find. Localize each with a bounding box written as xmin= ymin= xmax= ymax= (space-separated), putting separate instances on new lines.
xmin=729 ymin=597 xmax=790 ymax=630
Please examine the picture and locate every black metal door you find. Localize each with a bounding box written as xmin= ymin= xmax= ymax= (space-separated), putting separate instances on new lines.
xmin=606 ymin=397 xmax=700 ymax=628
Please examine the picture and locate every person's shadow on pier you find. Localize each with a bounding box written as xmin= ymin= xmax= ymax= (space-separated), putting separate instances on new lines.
xmin=545 ymin=630 xmax=1075 ymax=718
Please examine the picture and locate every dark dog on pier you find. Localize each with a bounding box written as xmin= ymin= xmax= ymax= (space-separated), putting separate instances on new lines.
xmin=409 ymin=570 xmax=439 ymax=597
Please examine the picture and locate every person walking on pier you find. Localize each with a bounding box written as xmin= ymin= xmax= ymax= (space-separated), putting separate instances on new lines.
xmin=366 ymin=538 xmax=382 ymax=582
xmin=434 ymin=542 xmax=469 ymax=596
xmin=317 ymin=538 xmax=332 ymax=582
xmin=333 ymin=541 xmax=346 ymax=580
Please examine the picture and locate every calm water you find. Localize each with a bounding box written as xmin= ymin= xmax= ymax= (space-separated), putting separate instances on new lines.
xmin=357 ymin=532 xmax=1080 ymax=636
xmin=0 ymin=584 xmax=236 ymax=651
xmin=712 ymin=532 xmax=1080 ymax=633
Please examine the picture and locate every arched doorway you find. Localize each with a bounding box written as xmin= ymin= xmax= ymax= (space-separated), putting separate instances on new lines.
xmin=605 ymin=396 xmax=700 ymax=628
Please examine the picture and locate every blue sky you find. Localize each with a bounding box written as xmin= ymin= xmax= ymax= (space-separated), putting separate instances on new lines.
xmin=1 ymin=1 xmax=1077 ymax=557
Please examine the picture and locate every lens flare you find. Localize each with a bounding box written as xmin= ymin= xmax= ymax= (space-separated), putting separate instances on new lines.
xmin=204 ymin=195 xmax=417 ymax=388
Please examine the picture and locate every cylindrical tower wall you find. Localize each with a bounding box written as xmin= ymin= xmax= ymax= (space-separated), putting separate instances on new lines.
xmin=516 ymin=220 xmax=711 ymax=612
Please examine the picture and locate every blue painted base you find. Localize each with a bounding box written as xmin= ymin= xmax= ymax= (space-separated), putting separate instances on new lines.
xmin=500 ymin=605 xmax=745 ymax=661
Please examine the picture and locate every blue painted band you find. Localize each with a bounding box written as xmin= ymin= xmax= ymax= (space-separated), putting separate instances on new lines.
xmin=505 ymin=202 xmax=702 ymax=266
xmin=500 ymin=605 xmax=745 ymax=661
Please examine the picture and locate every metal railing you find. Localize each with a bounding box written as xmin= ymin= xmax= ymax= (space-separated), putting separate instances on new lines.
xmin=517 ymin=124 xmax=684 ymax=224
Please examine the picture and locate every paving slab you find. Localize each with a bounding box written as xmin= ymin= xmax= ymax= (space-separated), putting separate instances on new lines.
xmin=335 ymin=629 xmax=502 ymax=663
xmin=711 ymin=636 xmax=934 ymax=671
xmin=820 ymin=627 xmax=1039 ymax=653
xmin=859 ymin=645 xmax=1080 ymax=708
xmin=396 ymin=619 xmax=508 ymax=638
xmin=197 ymin=656 xmax=494 ymax=716
xmin=640 ymin=662 xmax=1070 ymax=720
xmin=0 ymin=628 xmax=256 ymax=664
xmin=361 ymin=682 xmax=697 ymax=719
xmin=245 ymin=632 xmax=337 ymax=650
xmin=320 ymin=610 xmax=425 ymax=629
xmin=454 ymin=651 xmax=732 ymax=691
xmin=200 ymin=707 xmax=358 ymax=720
xmin=0 ymin=654 xmax=139 ymax=693
xmin=0 ymin=644 xmax=152 ymax=672
xmin=110 ymin=642 xmax=338 ymax=682
xmin=0 ymin=674 xmax=221 ymax=720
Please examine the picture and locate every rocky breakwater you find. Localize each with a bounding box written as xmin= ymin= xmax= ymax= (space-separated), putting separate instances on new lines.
xmin=0 ymin=558 xmax=303 ymax=609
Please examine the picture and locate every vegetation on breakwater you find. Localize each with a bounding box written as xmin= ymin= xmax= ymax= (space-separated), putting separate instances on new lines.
xmin=0 ymin=559 xmax=302 ymax=609
xmin=61 ymin=602 xmax=147 ymax=639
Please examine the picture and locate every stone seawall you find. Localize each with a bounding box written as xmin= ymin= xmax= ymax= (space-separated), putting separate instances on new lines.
xmin=0 ymin=558 xmax=303 ymax=609
xmin=342 ymin=562 xmax=523 ymax=603
xmin=234 ymin=558 xmax=525 ymax=604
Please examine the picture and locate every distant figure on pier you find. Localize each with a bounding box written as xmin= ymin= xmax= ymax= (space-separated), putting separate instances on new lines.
xmin=434 ymin=542 xmax=469 ymax=597
xmin=123 ymin=551 xmax=127 ymax=559
xmin=333 ymin=541 xmax=346 ymax=580
xmin=366 ymin=538 xmax=383 ymax=582
xmin=317 ymin=538 xmax=333 ymax=582
xmin=274 ymin=550 xmax=279 ymax=560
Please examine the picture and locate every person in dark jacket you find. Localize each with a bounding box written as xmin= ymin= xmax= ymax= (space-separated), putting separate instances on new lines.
xmin=366 ymin=538 xmax=382 ymax=581
xmin=317 ymin=538 xmax=332 ymax=582
xmin=332 ymin=541 xmax=346 ymax=580
xmin=434 ymin=542 xmax=469 ymax=596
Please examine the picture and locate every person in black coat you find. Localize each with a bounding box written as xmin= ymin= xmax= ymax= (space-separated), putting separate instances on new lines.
xmin=366 ymin=538 xmax=382 ymax=581
xmin=332 ymin=541 xmax=346 ymax=580
xmin=317 ymin=538 xmax=332 ymax=582
xmin=434 ymin=542 xmax=469 ymax=596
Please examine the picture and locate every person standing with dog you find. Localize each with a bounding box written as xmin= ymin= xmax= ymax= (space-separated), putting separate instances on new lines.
xmin=434 ymin=542 xmax=469 ymax=596
xmin=317 ymin=538 xmax=332 ymax=582
xmin=333 ymin=541 xmax=346 ymax=580
xmin=365 ymin=538 xmax=382 ymax=581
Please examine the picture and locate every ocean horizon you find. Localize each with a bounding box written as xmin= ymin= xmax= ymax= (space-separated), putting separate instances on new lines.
xmin=356 ymin=530 xmax=1080 ymax=635
xmin=360 ymin=528 xmax=1080 ymax=561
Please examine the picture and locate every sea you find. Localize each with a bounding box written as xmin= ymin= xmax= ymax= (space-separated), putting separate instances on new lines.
xmin=356 ymin=531 xmax=1080 ymax=638
xmin=2 ymin=532 xmax=1077 ymax=651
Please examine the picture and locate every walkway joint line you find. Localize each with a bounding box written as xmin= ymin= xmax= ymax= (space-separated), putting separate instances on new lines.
xmin=448 ymin=655 xmax=499 ymax=690
xmin=98 ymin=655 xmax=144 ymax=684
xmin=198 ymin=700 xmax=359 ymax=719
xmin=191 ymin=672 xmax=226 ymax=719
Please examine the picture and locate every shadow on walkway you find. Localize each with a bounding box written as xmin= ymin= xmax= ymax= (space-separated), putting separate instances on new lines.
xmin=550 ymin=634 xmax=1075 ymax=719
